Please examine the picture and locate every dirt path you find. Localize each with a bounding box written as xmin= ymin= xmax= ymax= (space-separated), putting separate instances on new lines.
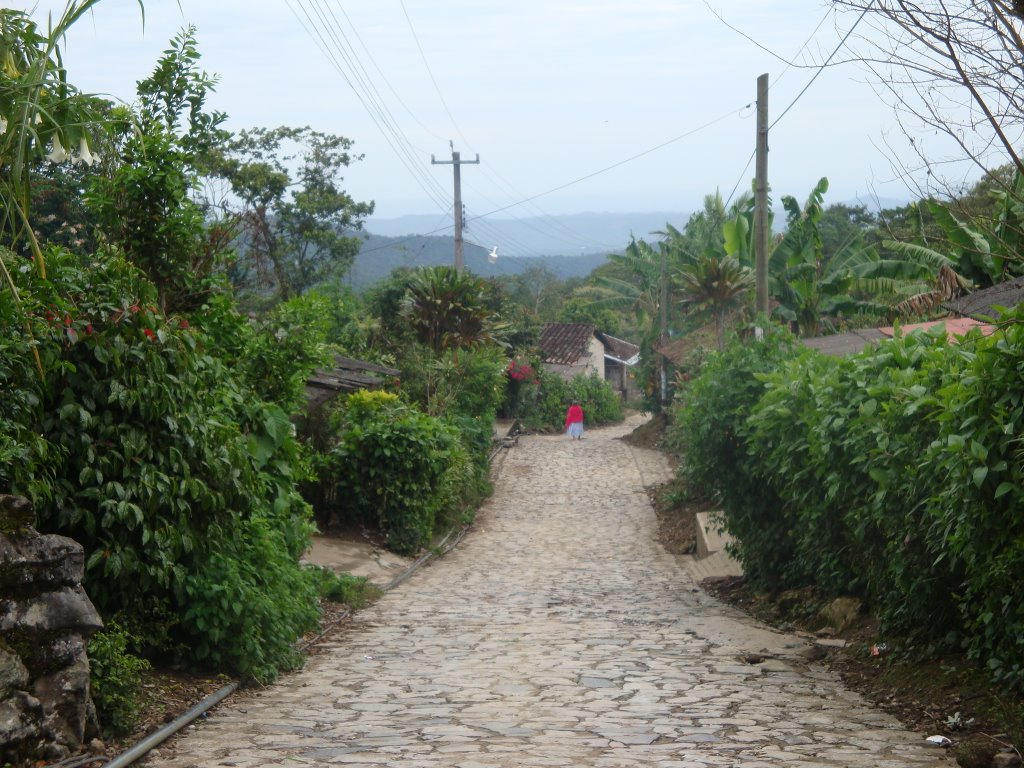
xmin=145 ymin=415 xmax=952 ymax=767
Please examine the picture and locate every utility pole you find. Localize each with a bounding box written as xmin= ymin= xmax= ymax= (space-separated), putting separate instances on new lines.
xmin=659 ymin=242 xmax=669 ymax=406
xmin=754 ymin=73 xmax=770 ymax=321
xmin=432 ymin=144 xmax=480 ymax=272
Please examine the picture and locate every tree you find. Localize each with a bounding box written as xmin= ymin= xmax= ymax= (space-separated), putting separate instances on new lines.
xmin=210 ymin=126 xmax=374 ymax=301
xmin=86 ymin=26 xmax=232 ymax=315
xmin=836 ymin=0 xmax=1024 ymax=199
xmin=400 ymin=266 xmax=506 ymax=354
xmin=678 ymin=254 xmax=754 ymax=349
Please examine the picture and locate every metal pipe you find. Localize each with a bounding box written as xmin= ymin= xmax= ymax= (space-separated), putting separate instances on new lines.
xmin=100 ymin=681 xmax=239 ymax=768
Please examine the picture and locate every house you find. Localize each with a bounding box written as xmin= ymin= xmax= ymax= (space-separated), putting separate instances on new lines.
xmin=538 ymin=322 xmax=640 ymax=400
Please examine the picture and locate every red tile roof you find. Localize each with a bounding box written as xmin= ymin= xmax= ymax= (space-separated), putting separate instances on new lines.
xmin=539 ymin=323 xmax=596 ymax=365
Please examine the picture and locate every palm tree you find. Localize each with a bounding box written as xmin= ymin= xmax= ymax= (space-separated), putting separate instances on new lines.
xmin=678 ymin=254 xmax=754 ymax=348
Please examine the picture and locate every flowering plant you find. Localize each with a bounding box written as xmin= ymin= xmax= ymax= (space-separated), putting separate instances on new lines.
xmin=506 ymin=356 xmax=538 ymax=383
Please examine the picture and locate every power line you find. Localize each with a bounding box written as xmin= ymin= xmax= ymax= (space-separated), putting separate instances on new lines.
xmin=769 ymin=2 xmax=874 ymax=131
xmin=287 ymin=0 xmax=451 ymax=211
xmin=471 ymin=104 xmax=750 ymax=220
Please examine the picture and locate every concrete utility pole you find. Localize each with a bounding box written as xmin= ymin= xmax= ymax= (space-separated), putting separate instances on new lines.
xmin=432 ymin=145 xmax=480 ymax=272
xmin=754 ymin=73 xmax=770 ymax=319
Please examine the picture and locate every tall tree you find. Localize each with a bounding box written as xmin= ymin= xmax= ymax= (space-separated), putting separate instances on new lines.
xmin=836 ymin=0 xmax=1024 ymax=200
xmin=210 ymin=126 xmax=374 ymax=301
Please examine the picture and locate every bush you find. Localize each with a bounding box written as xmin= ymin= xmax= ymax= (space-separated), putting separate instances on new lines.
xmin=744 ymin=330 xmax=963 ymax=635
xmin=88 ymin=623 xmax=151 ymax=736
xmin=927 ymin=314 xmax=1024 ymax=689
xmin=322 ymin=391 xmax=466 ymax=554
xmin=668 ymin=325 xmax=798 ymax=588
xmin=305 ymin=565 xmax=380 ymax=609
xmin=12 ymin=248 xmax=319 ymax=682
xmin=522 ymin=369 xmax=624 ymax=433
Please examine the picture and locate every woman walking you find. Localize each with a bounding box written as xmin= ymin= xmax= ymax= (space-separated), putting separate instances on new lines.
xmin=565 ymin=401 xmax=584 ymax=440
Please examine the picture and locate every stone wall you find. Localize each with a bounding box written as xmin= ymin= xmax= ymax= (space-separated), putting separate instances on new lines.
xmin=0 ymin=494 xmax=102 ymax=765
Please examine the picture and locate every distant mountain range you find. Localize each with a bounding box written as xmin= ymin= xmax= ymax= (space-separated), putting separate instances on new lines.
xmin=345 ymin=199 xmax=910 ymax=289
xmin=345 ymin=211 xmax=686 ymax=289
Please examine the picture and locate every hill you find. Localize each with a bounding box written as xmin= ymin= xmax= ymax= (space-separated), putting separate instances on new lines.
xmin=344 ymin=210 xmax=687 ymax=289
xmin=344 ymin=233 xmax=612 ymax=289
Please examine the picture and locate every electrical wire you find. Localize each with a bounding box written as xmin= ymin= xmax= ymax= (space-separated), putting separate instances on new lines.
xmin=769 ymin=2 xmax=874 ymax=131
xmin=287 ymin=0 xmax=451 ymax=211
xmin=471 ymin=104 xmax=750 ymax=220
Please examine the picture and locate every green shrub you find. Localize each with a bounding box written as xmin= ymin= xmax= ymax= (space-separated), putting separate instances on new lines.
xmin=523 ymin=369 xmax=624 ymax=433
xmin=88 ymin=622 xmax=151 ymax=736
xmin=927 ymin=314 xmax=1024 ymax=689
xmin=305 ymin=565 xmax=380 ymax=609
xmin=744 ymin=330 xmax=963 ymax=634
xmin=13 ymin=249 xmax=318 ymax=682
xmin=669 ymin=325 xmax=799 ymax=588
xmin=323 ymin=390 xmax=465 ymax=554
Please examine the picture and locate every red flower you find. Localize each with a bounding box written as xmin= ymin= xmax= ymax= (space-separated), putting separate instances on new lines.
xmin=129 ymin=304 xmax=141 ymax=314
xmin=143 ymin=328 xmax=156 ymax=341
xmin=179 ymin=319 xmax=190 ymax=330
xmin=85 ymin=324 xmax=94 ymax=335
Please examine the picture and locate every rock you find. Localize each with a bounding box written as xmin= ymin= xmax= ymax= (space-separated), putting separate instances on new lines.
xmin=0 ymin=647 xmax=29 ymax=697
xmin=0 ymin=533 xmax=86 ymax=593
xmin=35 ymin=652 xmax=94 ymax=748
xmin=0 ymin=585 xmax=103 ymax=635
xmin=819 ymin=597 xmax=862 ymax=632
xmin=993 ymin=751 xmax=1023 ymax=768
xmin=0 ymin=690 xmax=44 ymax=762
xmin=953 ymin=736 xmax=998 ymax=768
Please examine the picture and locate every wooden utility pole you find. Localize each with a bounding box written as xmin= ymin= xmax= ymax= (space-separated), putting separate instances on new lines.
xmin=432 ymin=146 xmax=480 ymax=272
xmin=754 ymin=73 xmax=770 ymax=319
xmin=659 ymin=243 xmax=668 ymax=406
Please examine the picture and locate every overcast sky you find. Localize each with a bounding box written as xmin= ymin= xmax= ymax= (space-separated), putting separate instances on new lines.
xmin=25 ymin=1 xmax=941 ymax=235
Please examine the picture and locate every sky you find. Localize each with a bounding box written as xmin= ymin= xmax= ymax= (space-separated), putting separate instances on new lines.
xmin=22 ymin=1 xmax=947 ymax=244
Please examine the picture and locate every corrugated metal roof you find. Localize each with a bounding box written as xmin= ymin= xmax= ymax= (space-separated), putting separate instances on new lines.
xmin=801 ymin=328 xmax=887 ymax=357
xmin=598 ymin=332 xmax=640 ymax=365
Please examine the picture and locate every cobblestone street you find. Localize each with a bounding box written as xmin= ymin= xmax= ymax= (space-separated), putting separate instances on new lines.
xmin=147 ymin=416 xmax=953 ymax=767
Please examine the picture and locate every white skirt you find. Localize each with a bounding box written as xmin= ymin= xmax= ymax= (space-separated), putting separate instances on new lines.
xmin=566 ymin=422 xmax=584 ymax=438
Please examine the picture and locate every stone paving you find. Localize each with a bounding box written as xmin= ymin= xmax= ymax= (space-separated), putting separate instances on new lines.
xmin=146 ymin=415 xmax=953 ymax=767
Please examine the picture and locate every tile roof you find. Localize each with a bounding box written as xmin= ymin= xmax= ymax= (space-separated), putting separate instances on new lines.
xmin=538 ymin=323 xmax=596 ymax=365
xmin=942 ymin=275 xmax=1024 ymax=321
xmin=656 ymin=323 xmax=719 ymax=364
xmin=880 ymin=318 xmax=994 ymax=339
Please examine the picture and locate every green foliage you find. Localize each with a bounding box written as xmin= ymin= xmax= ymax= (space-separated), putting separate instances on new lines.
xmin=676 ymin=311 xmax=1024 ymax=692
xmin=0 ymin=268 xmax=56 ymax=500
xmin=321 ymin=391 xmax=466 ymax=554
xmin=0 ymin=3 xmax=113 ymax=273
xmin=668 ymin=324 xmax=799 ymax=585
xmin=400 ymin=266 xmax=508 ymax=353
xmin=304 ymin=565 xmax=380 ymax=610
xmin=208 ymin=125 xmax=373 ymax=300
xmin=744 ymin=330 xmax=962 ymax=634
xmin=85 ymin=27 xmax=232 ymax=315
xmin=521 ymin=369 xmax=624 ymax=433
xmin=927 ymin=312 xmax=1024 ymax=689
xmin=11 ymin=248 xmax=318 ymax=682
xmin=87 ymin=622 xmax=152 ymax=737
